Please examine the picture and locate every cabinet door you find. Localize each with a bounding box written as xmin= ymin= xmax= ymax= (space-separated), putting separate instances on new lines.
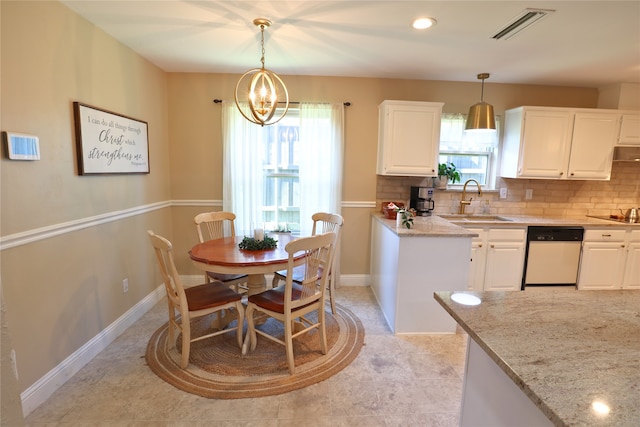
xmin=567 ymin=112 xmax=618 ymax=180
xmin=622 ymin=242 xmax=640 ymax=289
xmin=377 ymin=101 xmax=442 ymax=176
xmin=483 ymin=241 xmax=525 ymax=291
xmin=468 ymin=241 xmax=486 ymax=291
xmin=518 ymin=110 xmax=572 ymax=178
xmin=618 ymin=113 xmax=640 ymax=145
xmin=578 ymin=242 xmax=626 ymax=289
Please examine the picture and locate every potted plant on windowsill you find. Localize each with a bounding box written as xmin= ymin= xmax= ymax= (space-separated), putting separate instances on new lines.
xmin=435 ymin=162 xmax=461 ymax=189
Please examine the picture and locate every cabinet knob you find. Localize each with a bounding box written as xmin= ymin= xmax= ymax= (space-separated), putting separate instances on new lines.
xmin=479 ymin=244 xmax=483 ymax=248
xmin=490 ymin=244 xmax=495 ymax=249
xmin=570 ymin=172 xmax=575 ymax=176
xmin=602 ymin=234 xmax=612 ymax=237
xmin=621 ymin=244 xmax=625 ymax=248
xmin=559 ymin=172 xmax=564 ymax=176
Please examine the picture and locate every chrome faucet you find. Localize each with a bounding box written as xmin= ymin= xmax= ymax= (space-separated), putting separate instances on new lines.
xmin=459 ymin=179 xmax=483 ymax=214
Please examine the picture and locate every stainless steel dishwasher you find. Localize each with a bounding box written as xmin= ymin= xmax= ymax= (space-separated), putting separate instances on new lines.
xmin=521 ymin=226 xmax=584 ymax=290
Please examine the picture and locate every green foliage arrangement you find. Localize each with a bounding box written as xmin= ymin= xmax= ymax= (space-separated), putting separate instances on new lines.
xmin=397 ymin=209 xmax=414 ymax=229
xmin=438 ymin=162 xmax=461 ymax=184
xmin=238 ymin=235 xmax=278 ymax=250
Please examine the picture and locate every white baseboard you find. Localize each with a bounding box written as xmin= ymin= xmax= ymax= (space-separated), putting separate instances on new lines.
xmin=20 ymin=285 xmax=166 ymax=418
xmin=21 ymin=273 xmax=371 ymax=418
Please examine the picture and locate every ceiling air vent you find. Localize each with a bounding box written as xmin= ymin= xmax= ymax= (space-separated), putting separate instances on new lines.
xmin=492 ymin=8 xmax=555 ymax=40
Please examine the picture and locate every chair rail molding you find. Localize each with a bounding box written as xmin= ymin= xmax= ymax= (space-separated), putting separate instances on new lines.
xmin=0 ymin=201 xmax=170 ymax=251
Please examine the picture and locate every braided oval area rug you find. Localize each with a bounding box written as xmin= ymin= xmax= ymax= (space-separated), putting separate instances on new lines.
xmin=145 ymin=304 xmax=365 ymax=399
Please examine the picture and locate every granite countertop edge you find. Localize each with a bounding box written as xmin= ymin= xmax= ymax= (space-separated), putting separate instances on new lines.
xmin=433 ymin=290 xmax=640 ymax=427
xmin=433 ymin=292 xmax=563 ymax=426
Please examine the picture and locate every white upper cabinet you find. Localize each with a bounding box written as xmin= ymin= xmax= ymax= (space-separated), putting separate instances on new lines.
xmin=617 ymin=113 xmax=640 ymax=145
xmin=377 ymin=100 xmax=443 ymax=176
xmin=500 ymin=106 xmax=619 ymax=180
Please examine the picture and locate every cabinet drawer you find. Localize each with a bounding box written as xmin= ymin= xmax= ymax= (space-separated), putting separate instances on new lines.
xmin=629 ymin=230 xmax=640 ymax=242
xmin=467 ymin=228 xmax=485 ymax=242
xmin=487 ymin=228 xmax=526 ymax=241
xmin=584 ymin=229 xmax=627 ymax=242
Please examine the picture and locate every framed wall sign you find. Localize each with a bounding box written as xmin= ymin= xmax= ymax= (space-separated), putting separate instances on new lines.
xmin=73 ymin=102 xmax=150 ymax=175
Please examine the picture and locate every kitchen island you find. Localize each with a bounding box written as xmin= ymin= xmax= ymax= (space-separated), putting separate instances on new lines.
xmin=370 ymin=213 xmax=476 ymax=333
xmin=435 ymin=290 xmax=640 ymax=426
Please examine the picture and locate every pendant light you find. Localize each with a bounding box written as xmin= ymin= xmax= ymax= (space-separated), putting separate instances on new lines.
xmin=465 ymin=73 xmax=496 ymax=132
xmin=234 ymin=18 xmax=289 ymax=126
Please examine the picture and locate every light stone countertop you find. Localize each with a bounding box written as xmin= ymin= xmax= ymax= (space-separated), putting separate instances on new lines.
xmin=434 ymin=290 xmax=640 ymax=427
xmin=372 ymin=212 xmax=639 ymax=237
xmin=372 ymin=213 xmax=478 ymax=237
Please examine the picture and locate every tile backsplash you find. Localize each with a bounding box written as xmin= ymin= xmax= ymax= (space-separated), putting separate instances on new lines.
xmin=376 ymin=162 xmax=640 ymax=219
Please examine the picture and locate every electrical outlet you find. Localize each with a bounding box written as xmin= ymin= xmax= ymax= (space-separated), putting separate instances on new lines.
xmin=499 ymin=188 xmax=507 ymax=199
xmin=122 ymin=278 xmax=129 ymax=293
xmin=525 ymin=189 xmax=533 ymax=200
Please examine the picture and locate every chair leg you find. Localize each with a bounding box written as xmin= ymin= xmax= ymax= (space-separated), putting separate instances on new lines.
xmin=167 ymin=306 xmax=176 ymax=349
xmin=180 ymin=319 xmax=191 ymax=369
xmin=284 ymin=317 xmax=295 ymax=375
xmin=329 ymin=276 xmax=336 ymax=315
xmin=319 ymin=306 xmax=328 ymax=355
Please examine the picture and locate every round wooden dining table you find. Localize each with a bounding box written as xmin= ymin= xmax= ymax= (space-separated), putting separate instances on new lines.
xmin=188 ymin=233 xmax=304 ymax=296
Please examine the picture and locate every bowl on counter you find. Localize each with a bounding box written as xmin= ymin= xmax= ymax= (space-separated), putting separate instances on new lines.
xmin=381 ymin=201 xmax=405 ymax=220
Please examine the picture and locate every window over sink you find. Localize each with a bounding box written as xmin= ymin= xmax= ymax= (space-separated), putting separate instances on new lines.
xmin=439 ymin=113 xmax=500 ymax=189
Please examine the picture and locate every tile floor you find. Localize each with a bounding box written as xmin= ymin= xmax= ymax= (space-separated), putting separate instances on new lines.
xmin=24 ymin=286 xmax=468 ymax=427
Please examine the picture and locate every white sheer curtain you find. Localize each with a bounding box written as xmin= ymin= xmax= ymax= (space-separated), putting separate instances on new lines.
xmin=222 ymin=101 xmax=264 ymax=236
xmin=222 ymin=101 xmax=344 ymax=237
xmin=298 ymin=102 xmax=344 ymax=236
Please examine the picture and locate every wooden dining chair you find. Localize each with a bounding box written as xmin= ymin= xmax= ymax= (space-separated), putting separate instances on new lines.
xmin=246 ymin=232 xmax=337 ymax=374
xmin=194 ymin=211 xmax=249 ymax=293
xmin=271 ymin=212 xmax=343 ymax=314
xmin=147 ymin=230 xmax=245 ymax=369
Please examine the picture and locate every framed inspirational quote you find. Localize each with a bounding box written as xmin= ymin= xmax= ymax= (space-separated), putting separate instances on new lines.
xmin=73 ymin=102 xmax=150 ymax=175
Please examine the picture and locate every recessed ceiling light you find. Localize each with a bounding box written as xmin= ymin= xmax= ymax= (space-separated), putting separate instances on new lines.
xmin=412 ymin=17 xmax=437 ymax=30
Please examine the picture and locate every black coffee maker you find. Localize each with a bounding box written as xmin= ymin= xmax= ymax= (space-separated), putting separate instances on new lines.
xmin=410 ymin=186 xmax=435 ymax=216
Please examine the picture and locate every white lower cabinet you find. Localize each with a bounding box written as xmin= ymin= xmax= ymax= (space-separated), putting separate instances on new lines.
xmin=466 ymin=227 xmax=526 ymax=291
xmin=578 ymin=229 xmax=638 ymax=290
xmin=622 ymin=231 xmax=640 ymax=289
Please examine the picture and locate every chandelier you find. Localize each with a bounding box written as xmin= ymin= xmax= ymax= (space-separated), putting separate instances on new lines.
xmin=234 ymin=18 xmax=289 ymax=126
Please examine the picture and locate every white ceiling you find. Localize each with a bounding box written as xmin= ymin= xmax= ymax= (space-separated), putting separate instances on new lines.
xmin=60 ymin=0 xmax=640 ymax=88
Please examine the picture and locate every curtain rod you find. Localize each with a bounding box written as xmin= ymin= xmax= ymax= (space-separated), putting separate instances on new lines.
xmin=213 ymin=99 xmax=351 ymax=106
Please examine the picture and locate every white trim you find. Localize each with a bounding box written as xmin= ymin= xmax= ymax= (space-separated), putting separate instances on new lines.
xmin=1 ymin=200 xmax=376 ymax=251
xmin=20 ymin=285 xmax=166 ymax=418
xmin=0 ymin=201 xmax=170 ymax=251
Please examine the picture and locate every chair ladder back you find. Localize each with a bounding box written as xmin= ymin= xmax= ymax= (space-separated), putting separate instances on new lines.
xmin=287 ymin=232 xmax=336 ymax=306
xmin=194 ymin=212 xmax=237 ymax=243
xmin=148 ymin=231 xmax=187 ymax=310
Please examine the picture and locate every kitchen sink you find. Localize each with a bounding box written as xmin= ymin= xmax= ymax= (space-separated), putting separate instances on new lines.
xmin=439 ymin=214 xmax=513 ymax=222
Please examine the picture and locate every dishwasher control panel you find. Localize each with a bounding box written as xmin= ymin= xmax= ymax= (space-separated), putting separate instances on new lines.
xmin=527 ymin=226 xmax=584 ymax=242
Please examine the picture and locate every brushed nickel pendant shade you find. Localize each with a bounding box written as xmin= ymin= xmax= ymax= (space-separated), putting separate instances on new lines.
xmin=234 ymin=18 xmax=289 ymax=126
xmin=465 ymin=73 xmax=496 ymax=132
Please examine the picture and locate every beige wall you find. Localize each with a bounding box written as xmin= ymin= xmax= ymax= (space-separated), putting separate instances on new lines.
xmin=165 ymin=73 xmax=603 ymax=277
xmin=1 ymin=0 xmax=171 ymax=401
xmin=2 ymin=0 xmax=638 ymax=417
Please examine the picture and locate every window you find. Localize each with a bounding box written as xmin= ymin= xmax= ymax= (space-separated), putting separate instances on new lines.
xmin=262 ymin=113 xmax=301 ymax=232
xmin=439 ymin=113 xmax=500 ymax=188
xmin=222 ymin=102 xmax=343 ymax=236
